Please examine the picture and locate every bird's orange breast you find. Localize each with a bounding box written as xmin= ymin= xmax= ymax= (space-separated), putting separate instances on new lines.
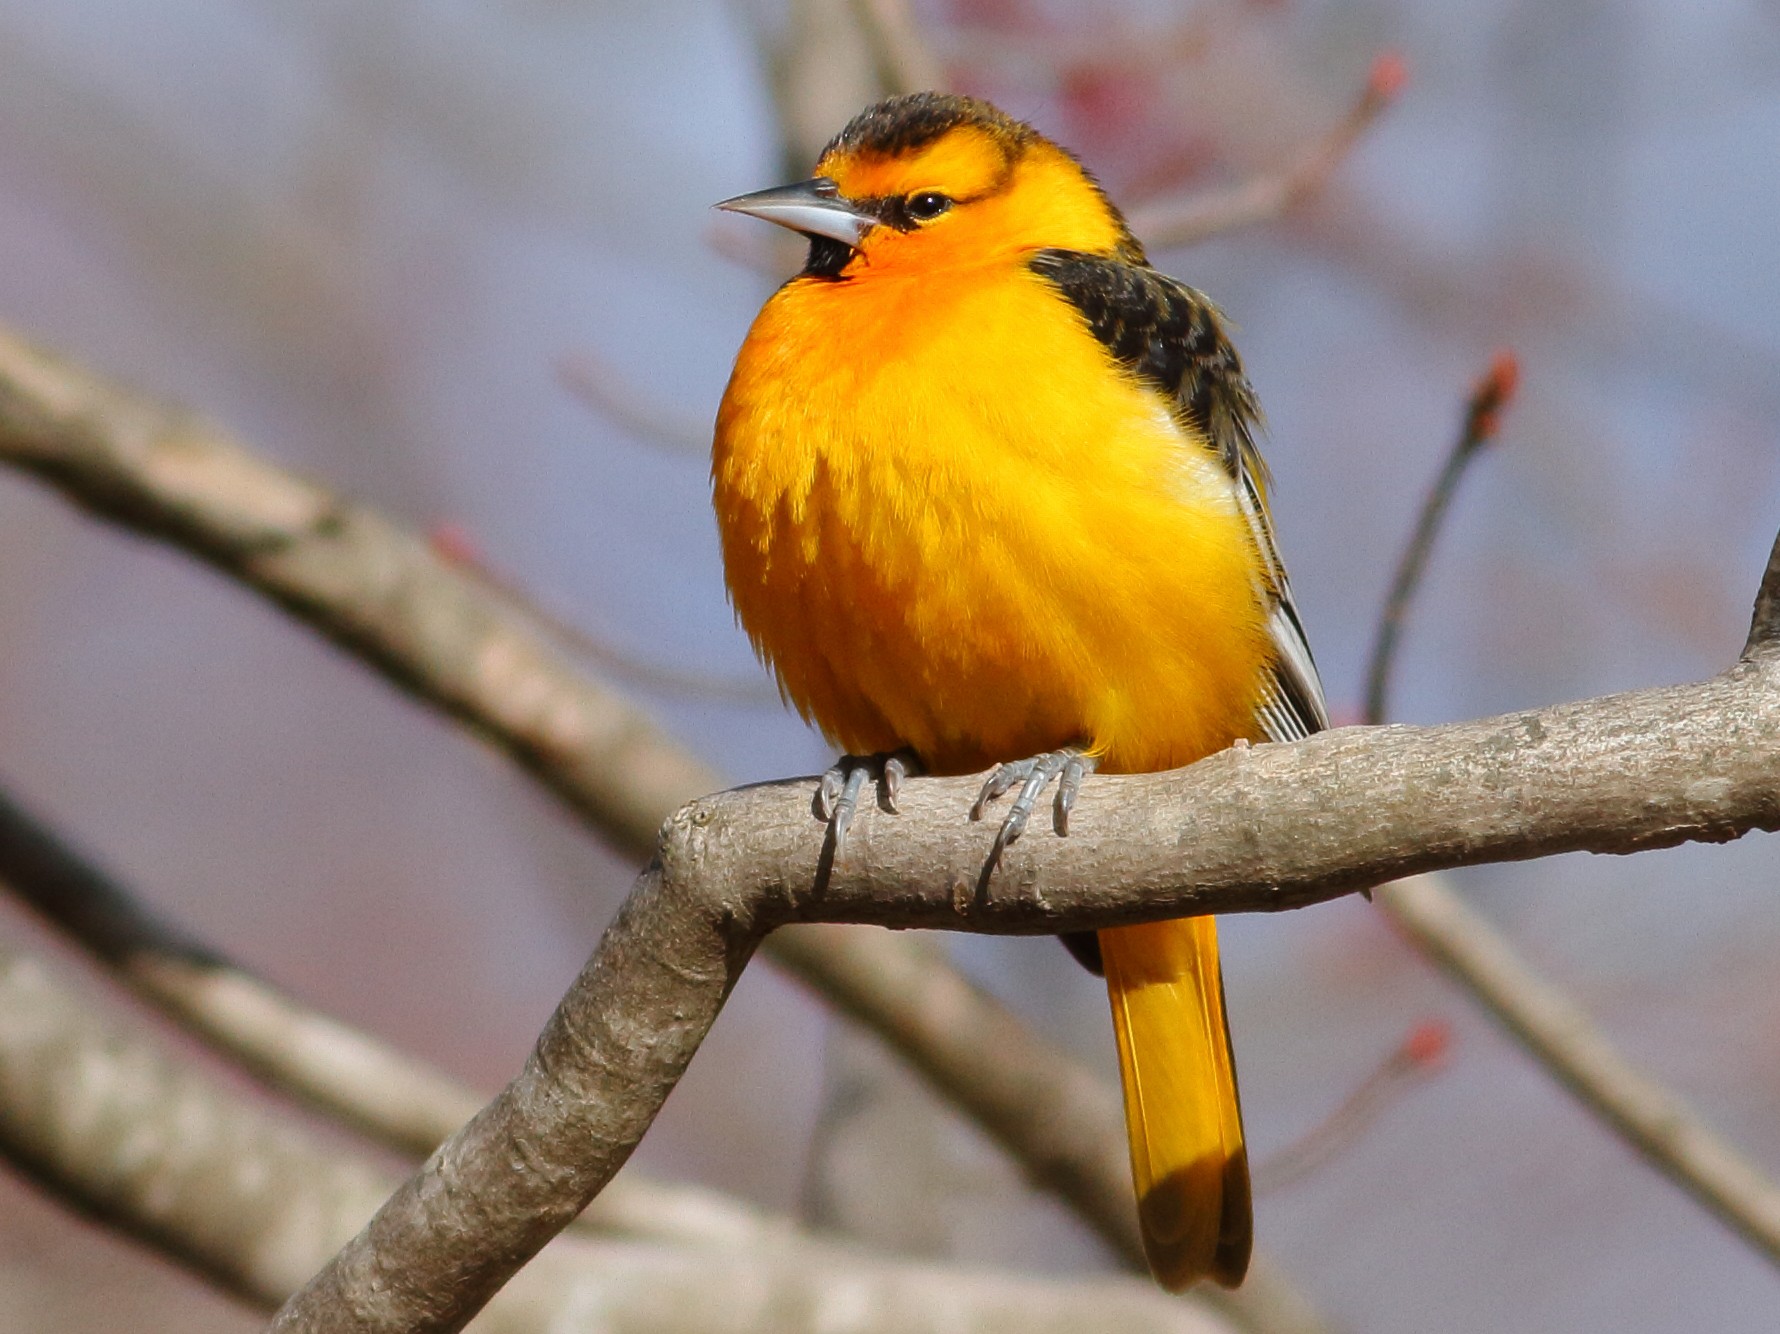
xmin=713 ymin=258 xmax=1271 ymax=776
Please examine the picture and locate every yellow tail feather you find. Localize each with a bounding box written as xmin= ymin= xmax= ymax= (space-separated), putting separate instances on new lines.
xmin=1101 ymin=916 xmax=1252 ymax=1290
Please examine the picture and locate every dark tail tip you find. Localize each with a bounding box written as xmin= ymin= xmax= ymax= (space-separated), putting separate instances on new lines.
xmin=1138 ymin=1147 xmax=1253 ymax=1290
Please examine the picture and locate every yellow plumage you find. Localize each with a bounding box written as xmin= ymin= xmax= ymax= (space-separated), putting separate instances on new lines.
xmin=713 ymin=92 xmax=1324 ymax=1289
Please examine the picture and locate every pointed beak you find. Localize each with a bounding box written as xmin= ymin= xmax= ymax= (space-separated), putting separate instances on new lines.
xmin=715 ymin=177 xmax=877 ymax=248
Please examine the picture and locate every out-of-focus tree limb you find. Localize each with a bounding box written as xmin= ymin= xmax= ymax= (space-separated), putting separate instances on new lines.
xmin=0 ymin=933 xmax=1225 ymax=1334
xmin=272 ymin=579 xmax=1780 ymax=1330
xmin=1357 ymin=367 xmax=1780 ymax=1270
xmin=0 ymin=324 xmax=1304 ymax=1327
xmin=772 ymin=926 xmax=1329 ymax=1334
xmin=853 ymin=0 xmax=945 ymax=96
xmin=0 ymin=934 xmax=394 ymax=1310
xmin=1128 ymin=51 xmax=1406 ymax=251
xmin=1378 ymin=872 xmax=1780 ymax=1266
xmin=0 ymin=783 xmax=478 ymax=1154
xmin=0 ymin=780 xmax=788 ymax=1250
xmin=1363 ymin=350 xmax=1520 ymax=724
xmin=0 ymin=327 xmax=713 ymax=864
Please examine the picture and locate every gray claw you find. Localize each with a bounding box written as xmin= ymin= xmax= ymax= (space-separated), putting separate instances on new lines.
xmin=1056 ymin=753 xmax=1090 ymax=834
xmin=971 ymin=760 xmax=1031 ymax=820
xmin=883 ymin=753 xmax=908 ymax=813
xmin=976 ymin=746 xmax=1098 ymax=872
xmin=816 ymin=766 xmax=845 ymax=821
xmin=830 ymin=763 xmax=870 ymax=846
xmin=818 ymin=750 xmax=924 ymax=848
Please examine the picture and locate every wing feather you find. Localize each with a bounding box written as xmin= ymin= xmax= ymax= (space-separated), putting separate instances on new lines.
xmin=1029 ymin=250 xmax=1328 ymax=741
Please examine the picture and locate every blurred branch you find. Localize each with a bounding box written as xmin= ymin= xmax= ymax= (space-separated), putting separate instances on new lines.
xmin=0 ymin=932 xmax=1222 ymax=1334
xmin=1379 ymin=872 xmax=1780 ymax=1266
xmin=428 ymin=523 xmax=780 ymax=706
xmin=0 ymin=323 xmax=712 ymax=863
xmin=1253 ymin=1021 xmax=1450 ymax=1195
xmin=0 ymin=322 xmax=1313 ymax=1326
xmin=1363 ymin=350 xmax=1519 ymax=725
xmin=853 ymin=0 xmax=945 ymax=95
xmin=1361 ymin=368 xmax=1780 ymax=1267
xmin=1128 ymin=51 xmax=1406 ymax=250
xmin=773 ymin=926 xmax=1330 ymax=1334
xmin=0 ymin=782 xmax=477 ymax=1153
xmin=0 ymin=779 xmax=786 ymax=1250
xmin=275 ymin=604 xmax=1780 ymax=1330
xmin=0 ymin=931 xmax=400 ymax=1311
xmin=554 ymin=352 xmax=710 ymax=458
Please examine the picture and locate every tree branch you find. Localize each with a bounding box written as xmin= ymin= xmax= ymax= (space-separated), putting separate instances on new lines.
xmin=1127 ymin=52 xmax=1406 ymax=251
xmin=1746 ymin=527 xmax=1780 ymax=657
xmin=1363 ymin=350 xmax=1519 ymax=725
xmin=272 ymin=625 xmax=1780 ymax=1330
xmin=0 ymin=326 xmax=716 ymax=862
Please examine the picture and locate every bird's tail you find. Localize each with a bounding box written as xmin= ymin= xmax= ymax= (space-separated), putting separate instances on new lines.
xmin=1101 ymin=915 xmax=1252 ymax=1290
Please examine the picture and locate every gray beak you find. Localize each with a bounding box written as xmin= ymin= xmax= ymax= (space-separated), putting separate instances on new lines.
xmin=715 ymin=177 xmax=877 ymax=247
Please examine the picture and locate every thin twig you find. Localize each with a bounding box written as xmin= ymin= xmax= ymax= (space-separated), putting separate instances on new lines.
xmin=1252 ymin=1021 xmax=1451 ymax=1195
xmin=0 ymin=322 xmax=1314 ymax=1328
xmin=1363 ymin=349 xmax=1520 ymax=725
xmin=1128 ymin=51 xmax=1407 ymax=250
xmin=1362 ymin=356 xmax=1780 ymax=1269
xmin=427 ymin=523 xmax=781 ymax=706
xmin=272 ymin=608 xmax=1780 ymax=1331
xmin=555 ymin=352 xmax=711 ymax=458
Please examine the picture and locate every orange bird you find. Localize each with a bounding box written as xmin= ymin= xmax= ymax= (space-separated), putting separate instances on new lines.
xmin=712 ymin=93 xmax=1326 ymax=1290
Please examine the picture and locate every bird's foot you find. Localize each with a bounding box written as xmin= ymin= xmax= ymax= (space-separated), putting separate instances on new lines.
xmin=970 ymin=746 xmax=1098 ymax=871
xmin=815 ymin=748 xmax=923 ymax=847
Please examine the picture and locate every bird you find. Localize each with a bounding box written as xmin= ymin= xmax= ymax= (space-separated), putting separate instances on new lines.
xmin=711 ymin=91 xmax=1327 ymax=1291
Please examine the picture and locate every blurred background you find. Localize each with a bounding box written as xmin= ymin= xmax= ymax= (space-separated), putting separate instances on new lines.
xmin=1 ymin=1 xmax=1778 ymax=1330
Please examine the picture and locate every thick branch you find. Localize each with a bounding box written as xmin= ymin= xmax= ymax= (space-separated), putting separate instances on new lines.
xmin=273 ymin=643 xmax=1780 ymax=1331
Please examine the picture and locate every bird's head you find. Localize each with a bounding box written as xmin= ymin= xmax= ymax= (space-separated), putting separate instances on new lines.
xmin=717 ymin=92 xmax=1142 ymax=280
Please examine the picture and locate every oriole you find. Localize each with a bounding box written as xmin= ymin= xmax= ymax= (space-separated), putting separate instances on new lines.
xmin=712 ymin=92 xmax=1327 ymax=1291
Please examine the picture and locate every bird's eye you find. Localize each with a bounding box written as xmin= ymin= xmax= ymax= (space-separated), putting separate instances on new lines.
xmin=904 ymin=191 xmax=953 ymax=222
